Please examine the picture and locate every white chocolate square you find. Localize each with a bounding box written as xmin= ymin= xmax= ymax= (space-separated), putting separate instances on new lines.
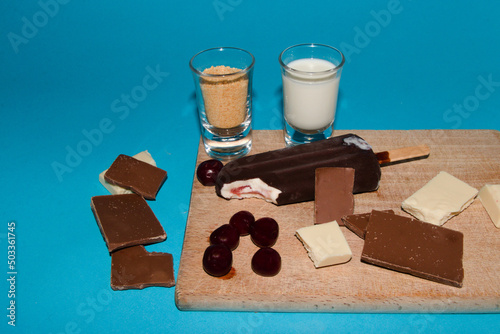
xmin=99 ymin=151 xmax=157 ymax=194
xmin=295 ymin=221 xmax=352 ymax=268
xmin=478 ymin=184 xmax=500 ymax=228
xmin=402 ymin=171 xmax=478 ymax=226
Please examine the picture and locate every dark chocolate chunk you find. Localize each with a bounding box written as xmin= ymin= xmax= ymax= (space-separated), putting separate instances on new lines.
xmin=342 ymin=209 xmax=394 ymax=239
xmin=104 ymin=154 xmax=167 ymax=200
xmin=314 ymin=167 xmax=355 ymax=225
xmin=215 ymin=134 xmax=381 ymax=205
xmin=361 ymin=211 xmax=464 ymax=288
xmin=91 ymin=194 xmax=166 ymax=252
xmin=111 ymin=245 xmax=175 ymax=290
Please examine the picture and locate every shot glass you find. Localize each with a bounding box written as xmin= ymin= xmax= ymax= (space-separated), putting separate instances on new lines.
xmin=190 ymin=47 xmax=254 ymax=160
xmin=279 ymin=43 xmax=345 ymax=146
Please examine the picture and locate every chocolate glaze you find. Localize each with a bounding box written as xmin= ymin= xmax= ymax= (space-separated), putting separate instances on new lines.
xmin=375 ymin=151 xmax=391 ymax=165
xmin=215 ymin=134 xmax=381 ymax=205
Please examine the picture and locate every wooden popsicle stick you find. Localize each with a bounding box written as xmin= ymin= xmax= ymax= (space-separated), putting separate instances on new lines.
xmin=376 ymin=144 xmax=430 ymax=165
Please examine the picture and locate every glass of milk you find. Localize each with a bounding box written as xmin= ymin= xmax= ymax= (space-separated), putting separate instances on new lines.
xmin=279 ymin=44 xmax=345 ymax=146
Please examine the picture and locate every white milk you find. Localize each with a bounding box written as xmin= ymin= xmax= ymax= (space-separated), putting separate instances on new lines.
xmin=282 ymin=58 xmax=340 ymax=131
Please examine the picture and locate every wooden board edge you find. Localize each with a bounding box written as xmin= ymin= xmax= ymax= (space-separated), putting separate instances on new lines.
xmin=175 ymin=293 xmax=500 ymax=313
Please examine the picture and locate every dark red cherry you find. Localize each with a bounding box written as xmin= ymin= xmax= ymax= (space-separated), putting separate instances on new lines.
xmin=209 ymin=224 xmax=240 ymax=251
xmin=202 ymin=244 xmax=232 ymax=277
xmin=251 ymin=247 xmax=281 ymax=277
xmin=196 ymin=159 xmax=223 ymax=186
xmin=249 ymin=217 xmax=279 ymax=247
xmin=229 ymin=211 xmax=255 ymax=236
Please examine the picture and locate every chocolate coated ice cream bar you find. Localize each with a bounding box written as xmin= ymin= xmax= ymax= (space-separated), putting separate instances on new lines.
xmin=215 ymin=133 xmax=430 ymax=205
xmin=215 ymin=134 xmax=381 ymax=205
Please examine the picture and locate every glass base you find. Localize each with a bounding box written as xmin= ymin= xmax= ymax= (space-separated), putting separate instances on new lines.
xmin=202 ymin=127 xmax=252 ymax=160
xmin=284 ymin=121 xmax=333 ymax=147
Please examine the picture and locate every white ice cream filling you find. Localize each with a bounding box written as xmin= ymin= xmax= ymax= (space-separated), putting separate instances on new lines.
xmin=220 ymin=178 xmax=282 ymax=204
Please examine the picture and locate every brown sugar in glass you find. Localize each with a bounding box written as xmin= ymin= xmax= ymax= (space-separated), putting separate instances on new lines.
xmin=200 ymin=65 xmax=249 ymax=129
xmin=190 ymin=47 xmax=255 ymax=160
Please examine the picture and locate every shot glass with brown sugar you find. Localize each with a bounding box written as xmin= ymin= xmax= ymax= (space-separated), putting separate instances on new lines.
xmin=190 ymin=47 xmax=254 ymax=160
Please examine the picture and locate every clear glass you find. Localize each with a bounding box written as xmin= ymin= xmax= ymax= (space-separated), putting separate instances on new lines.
xmin=279 ymin=43 xmax=345 ymax=146
xmin=190 ymin=47 xmax=254 ymax=160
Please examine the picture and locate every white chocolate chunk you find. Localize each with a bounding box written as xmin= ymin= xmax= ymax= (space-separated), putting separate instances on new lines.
xmin=478 ymin=184 xmax=500 ymax=228
xmin=99 ymin=151 xmax=157 ymax=194
xmin=295 ymin=221 xmax=352 ymax=268
xmin=401 ymin=171 xmax=478 ymax=226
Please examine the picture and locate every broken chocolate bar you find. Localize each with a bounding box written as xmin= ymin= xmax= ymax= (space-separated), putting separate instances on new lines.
xmin=361 ymin=211 xmax=464 ymax=288
xmin=104 ymin=154 xmax=167 ymax=200
xmin=315 ymin=167 xmax=355 ymax=225
xmin=111 ymin=245 xmax=175 ymax=290
xmin=91 ymin=194 xmax=166 ymax=252
xmin=216 ymin=134 xmax=381 ymax=205
xmin=342 ymin=209 xmax=394 ymax=239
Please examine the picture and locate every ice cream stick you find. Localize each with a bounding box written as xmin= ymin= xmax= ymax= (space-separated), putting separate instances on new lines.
xmin=376 ymin=144 xmax=430 ymax=165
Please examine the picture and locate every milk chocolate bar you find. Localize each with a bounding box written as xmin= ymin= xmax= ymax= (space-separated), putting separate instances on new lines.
xmin=91 ymin=194 xmax=166 ymax=252
xmin=216 ymin=134 xmax=381 ymax=205
xmin=342 ymin=209 xmax=394 ymax=239
xmin=104 ymin=154 xmax=167 ymax=200
xmin=314 ymin=167 xmax=355 ymax=225
xmin=361 ymin=211 xmax=464 ymax=288
xmin=99 ymin=151 xmax=157 ymax=195
xmin=111 ymin=245 xmax=175 ymax=290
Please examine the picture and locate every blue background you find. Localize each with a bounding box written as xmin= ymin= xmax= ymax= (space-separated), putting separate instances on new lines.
xmin=1 ymin=0 xmax=499 ymax=333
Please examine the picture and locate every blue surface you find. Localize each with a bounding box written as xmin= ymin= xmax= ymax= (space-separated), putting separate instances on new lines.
xmin=1 ymin=1 xmax=499 ymax=333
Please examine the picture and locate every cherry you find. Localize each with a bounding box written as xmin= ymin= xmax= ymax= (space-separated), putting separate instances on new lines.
xmin=209 ymin=224 xmax=240 ymax=251
xmin=229 ymin=211 xmax=255 ymax=236
xmin=196 ymin=159 xmax=223 ymax=186
xmin=249 ymin=217 xmax=279 ymax=247
xmin=202 ymin=244 xmax=232 ymax=277
xmin=251 ymin=247 xmax=281 ymax=277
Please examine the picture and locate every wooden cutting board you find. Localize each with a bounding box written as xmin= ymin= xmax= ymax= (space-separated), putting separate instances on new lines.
xmin=175 ymin=130 xmax=500 ymax=313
